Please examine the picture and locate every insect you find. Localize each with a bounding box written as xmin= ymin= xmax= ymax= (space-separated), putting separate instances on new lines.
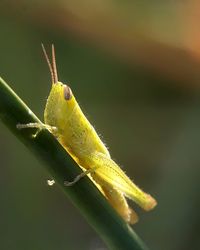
xmin=18 ymin=44 xmax=157 ymax=224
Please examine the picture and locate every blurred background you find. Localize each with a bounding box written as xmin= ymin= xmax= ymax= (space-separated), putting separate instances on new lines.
xmin=0 ymin=1 xmax=200 ymax=249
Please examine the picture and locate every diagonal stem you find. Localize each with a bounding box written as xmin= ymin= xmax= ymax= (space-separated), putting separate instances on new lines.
xmin=0 ymin=76 xmax=149 ymax=250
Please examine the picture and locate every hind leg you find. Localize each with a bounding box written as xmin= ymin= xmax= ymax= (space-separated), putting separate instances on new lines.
xmin=102 ymin=185 xmax=138 ymax=224
xmin=91 ymin=172 xmax=138 ymax=224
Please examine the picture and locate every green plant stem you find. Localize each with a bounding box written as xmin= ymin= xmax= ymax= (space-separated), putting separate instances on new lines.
xmin=0 ymin=76 xmax=149 ymax=250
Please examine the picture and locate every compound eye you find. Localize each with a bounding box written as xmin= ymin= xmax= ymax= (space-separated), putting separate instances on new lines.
xmin=63 ymin=85 xmax=72 ymax=100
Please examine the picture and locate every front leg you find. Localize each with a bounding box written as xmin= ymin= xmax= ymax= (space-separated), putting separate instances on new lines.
xmin=17 ymin=122 xmax=57 ymax=138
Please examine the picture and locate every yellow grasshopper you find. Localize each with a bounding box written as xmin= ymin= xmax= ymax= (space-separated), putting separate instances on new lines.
xmin=18 ymin=45 xmax=157 ymax=224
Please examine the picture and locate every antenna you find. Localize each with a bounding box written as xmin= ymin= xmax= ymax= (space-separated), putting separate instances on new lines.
xmin=52 ymin=44 xmax=58 ymax=83
xmin=41 ymin=43 xmax=58 ymax=84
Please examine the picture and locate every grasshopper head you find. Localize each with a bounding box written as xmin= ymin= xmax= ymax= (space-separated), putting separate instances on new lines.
xmin=44 ymin=81 xmax=77 ymax=130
